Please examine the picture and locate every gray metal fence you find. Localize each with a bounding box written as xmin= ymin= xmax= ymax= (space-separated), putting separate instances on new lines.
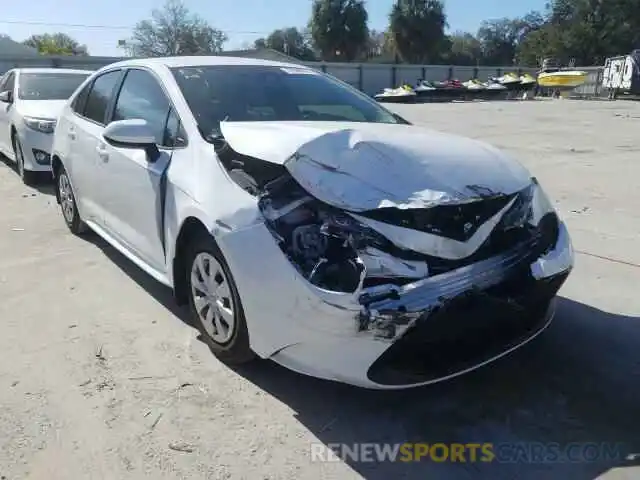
xmin=0 ymin=53 xmax=603 ymax=98
xmin=571 ymin=66 xmax=605 ymax=97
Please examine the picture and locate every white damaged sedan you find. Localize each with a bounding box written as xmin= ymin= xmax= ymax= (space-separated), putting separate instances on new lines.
xmin=51 ymin=57 xmax=574 ymax=389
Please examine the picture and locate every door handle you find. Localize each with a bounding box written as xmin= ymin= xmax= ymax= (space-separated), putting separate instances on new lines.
xmin=96 ymin=144 xmax=109 ymax=162
xmin=68 ymin=129 xmax=76 ymax=140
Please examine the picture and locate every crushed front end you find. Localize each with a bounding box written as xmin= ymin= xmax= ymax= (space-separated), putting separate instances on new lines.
xmin=258 ymin=174 xmax=573 ymax=388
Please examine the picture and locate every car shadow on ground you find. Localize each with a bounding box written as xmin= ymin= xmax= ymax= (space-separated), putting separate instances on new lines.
xmin=0 ymin=154 xmax=55 ymax=196
xmin=86 ymin=234 xmax=640 ymax=480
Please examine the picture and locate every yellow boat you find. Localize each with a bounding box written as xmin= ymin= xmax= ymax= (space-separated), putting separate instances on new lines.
xmin=537 ymin=70 xmax=588 ymax=88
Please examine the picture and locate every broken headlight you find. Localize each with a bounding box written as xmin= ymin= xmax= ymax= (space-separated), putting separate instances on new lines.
xmin=515 ymin=180 xmax=559 ymax=255
xmin=500 ymin=179 xmax=555 ymax=231
xmin=528 ymin=178 xmax=556 ymax=225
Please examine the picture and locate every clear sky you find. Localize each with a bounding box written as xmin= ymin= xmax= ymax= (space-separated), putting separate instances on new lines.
xmin=1 ymin=0 xmax=547 ymax=56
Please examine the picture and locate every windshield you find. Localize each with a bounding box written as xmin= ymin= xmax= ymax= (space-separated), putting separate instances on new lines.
xmin=170 ymin=65 xmax=402 ymax=138
xmin=18 ymin=72 xmax=90 ymax=100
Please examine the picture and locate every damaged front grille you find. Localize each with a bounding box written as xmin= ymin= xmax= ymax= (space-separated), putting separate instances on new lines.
xmin=366 ymin=271 xmax=569 ymax=386
xmin=357 ymin=193 xmax=516 ymax=242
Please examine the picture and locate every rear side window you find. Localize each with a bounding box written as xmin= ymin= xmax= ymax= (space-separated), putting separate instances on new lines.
xmin=83 ymin=70 xmax=121 ymax=124
xmin=71 ymin=82 xmax=91 ymax=114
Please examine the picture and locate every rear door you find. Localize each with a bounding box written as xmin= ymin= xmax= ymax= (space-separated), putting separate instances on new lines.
xmin=98 ymin=67 xmax=186 ymax=273
xmin=63 ymin=69 xmax=123 ymax=224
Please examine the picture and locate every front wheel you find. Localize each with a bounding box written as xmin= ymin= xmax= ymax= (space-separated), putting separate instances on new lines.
xmin=186 ymin=236 xmax=255 ymax=365
xmin=56 ymin=166 xmax=88 ymax=235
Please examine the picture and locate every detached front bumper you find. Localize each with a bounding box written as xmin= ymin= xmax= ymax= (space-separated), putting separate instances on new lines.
xmin=268 ymin=220 xmax=573 ymax=389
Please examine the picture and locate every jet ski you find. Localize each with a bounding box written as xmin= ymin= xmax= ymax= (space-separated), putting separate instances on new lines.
xmin=520 ymin=73 xmax=537 ymax=87
xmin=413 ymin=79 xmax=438 ymax=98
xmin=429 ymin=79 xmax=465 ymax=100
xmin=471 ymin=79 xmax=508 ymax=99
xmin=462 ymin=79 xmax=487 ymax=91
xmin=374 ymin=85 xmax=417 ymax=103
xmin=460 ymin=79 xmax=488 ymax=99
xmin=429 ymin=79 xmax=462 ymax=90
xmin=495 ymin=72 xmax=523 ymax=90
xmin=485 ymin=79 xmax=508 ymax=90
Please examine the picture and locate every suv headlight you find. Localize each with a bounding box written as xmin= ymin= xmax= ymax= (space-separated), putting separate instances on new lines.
xmin=23 ymin=116 xmax=56 ymax=134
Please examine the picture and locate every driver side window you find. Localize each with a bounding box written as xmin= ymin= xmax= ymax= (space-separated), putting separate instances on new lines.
xmin=112 ymin=69 xmax=185 ymax=147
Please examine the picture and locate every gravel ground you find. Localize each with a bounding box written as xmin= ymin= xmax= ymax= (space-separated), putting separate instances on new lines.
xmin=0 ymin=99 xmax=639 ymax=480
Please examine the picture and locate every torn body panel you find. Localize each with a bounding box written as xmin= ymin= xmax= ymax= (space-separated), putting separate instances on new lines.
xmin=210 ymin=121 xmax=573 ymax=388
xmin=265 ymin=216 xmax=572 ymax=389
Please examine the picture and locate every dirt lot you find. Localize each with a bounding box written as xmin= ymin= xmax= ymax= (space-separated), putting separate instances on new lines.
xmin=1 ymin=99 xmax=639 ymax=480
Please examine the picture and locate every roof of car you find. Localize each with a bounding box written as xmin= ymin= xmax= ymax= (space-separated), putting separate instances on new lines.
xmin=101 ymin=55 xmax=310 ymax=71
xmin=14 ymin=68 xmax=94 ymax=75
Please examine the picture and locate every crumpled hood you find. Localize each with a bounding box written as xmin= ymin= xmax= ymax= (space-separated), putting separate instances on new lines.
xmin=17 ymin=100 xmax=67 ymax=121
xmin=219 ymin=121 xmax=531 ymax=211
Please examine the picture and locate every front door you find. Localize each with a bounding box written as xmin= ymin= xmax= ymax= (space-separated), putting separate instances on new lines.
xmin=98 ymin=68 xmax=185 ymax=273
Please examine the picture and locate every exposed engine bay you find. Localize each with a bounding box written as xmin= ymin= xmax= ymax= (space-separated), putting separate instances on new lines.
xmin=258 ymin=174 xmax=434 ymax=292
xmin=215 ymin=139 xmax=559 ymax=297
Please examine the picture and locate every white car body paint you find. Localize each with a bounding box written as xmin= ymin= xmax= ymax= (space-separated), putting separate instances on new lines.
xmin=0 ymin=68 xmax=92 ymax=173
xmin=51 ymin=56 xmax=574 ymax=389
xmin=219 ymin=121 xmax=532 ymax=210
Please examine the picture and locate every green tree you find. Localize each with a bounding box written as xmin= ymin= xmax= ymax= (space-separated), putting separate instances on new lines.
xmin=253 ymin=27 xmax=316 ymax=60
xmin=309 ymin=0 xmax=369 ymax=61
xmin=389 ymin=0 xmax=448 ymax=64
xmin=477 ymin=18 xmax=521 ymax=65
xmin=22 ymin=33 xmax=88 ymax=56
xmin=254 ymin=38 xmax=267 ymax=49
xmin=516 ymin=0 xmax=640 ymax=67
xmin=516 ymin=23 xmax=565 ymax=67
xmin=126 ymin=0 xmax=227 ymax=57
xmin=364 ymin=29 xmax=396 ymax=61
xmin=476 ymin=12 xmax=544 ymax=65
xmin=445 ymin=32 xmax=482 ymax=65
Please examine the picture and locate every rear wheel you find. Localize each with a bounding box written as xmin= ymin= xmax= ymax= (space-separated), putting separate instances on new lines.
xmin=13 ymin=135 xmax=36 ymax=185
xmin=186 ymin=235 xmax=255 ymax=364
xmin=56 ymin=166 xmax=88 ymax=235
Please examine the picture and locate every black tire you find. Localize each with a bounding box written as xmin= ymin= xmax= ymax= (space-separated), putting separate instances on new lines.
xmin=185 ymin=234 xmax=255 ymax=365
xmin=56 ymin=165 xmax=88 ymax=235
xmin=13 ymin=135 xmax=37 ymax=186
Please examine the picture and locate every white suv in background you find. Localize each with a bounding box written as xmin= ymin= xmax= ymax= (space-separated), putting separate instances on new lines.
xmin=0 ymin=68 xmax=92 ymax=184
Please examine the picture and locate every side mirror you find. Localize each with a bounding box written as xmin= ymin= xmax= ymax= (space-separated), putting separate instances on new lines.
xmin=0 ymin=90 xmax=13 ymax=103
xmin=103 ymin=119 xmax=159 ymax=161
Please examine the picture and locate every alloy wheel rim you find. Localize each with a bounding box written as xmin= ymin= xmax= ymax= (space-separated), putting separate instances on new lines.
xmin=190 ymin=252 xmax=236 ymax=344
xmin=59 ymin=173 xmax=75 ymax=224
